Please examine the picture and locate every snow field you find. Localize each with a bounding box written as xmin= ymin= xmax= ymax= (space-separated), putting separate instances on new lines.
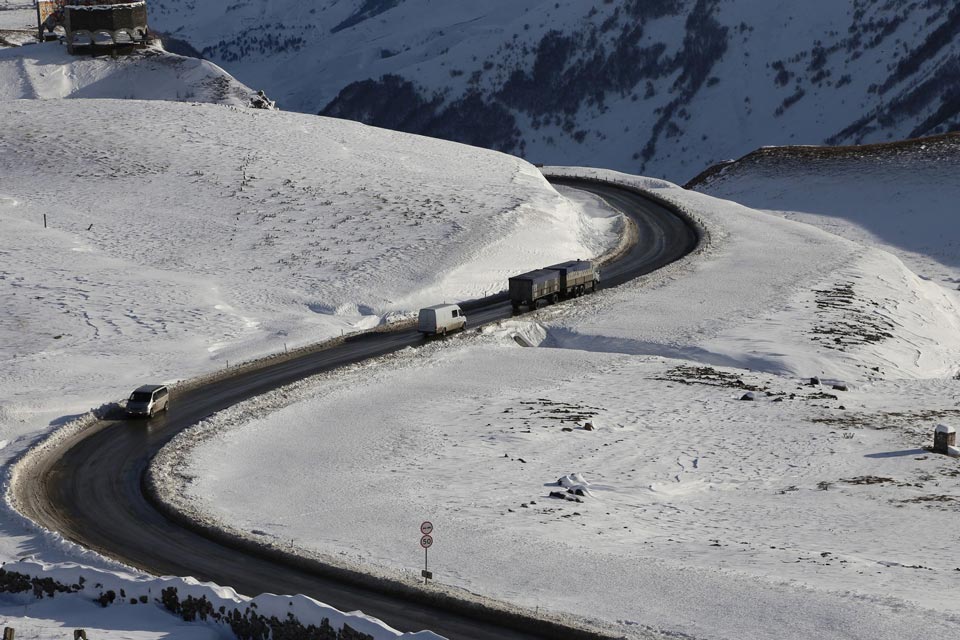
xmin=156 ymin=169 xmax=960 ymax=639
xmin=159 ymin=332 xmax=960 ymax=640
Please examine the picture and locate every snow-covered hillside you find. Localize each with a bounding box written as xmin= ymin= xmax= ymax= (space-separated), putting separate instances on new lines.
xmin=690 ymin=133 xmax=960 ymax=289
xmin=0 ymin=98 xmax=610 ymax=638
xmin=148 ymin=0 xmax=960 ymax=181
xmin=0 ymin=0 xmax=254 ymax=105
xmin=153 ymin=157 xmax=960 ymax=640
xmin=0 ymin=97 xmax=610 ymax=455
xmin=0 ymin=42 xmax=254 ymax=103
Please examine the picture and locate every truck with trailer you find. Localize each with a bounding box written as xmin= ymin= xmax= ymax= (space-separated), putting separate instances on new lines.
xmin=417 ymin=303 xmax=467 ymax=336
xmin=548 ymin=260 xmax=598 ymax=297
xmin=508 ymin=259 xmax=599 ymax=311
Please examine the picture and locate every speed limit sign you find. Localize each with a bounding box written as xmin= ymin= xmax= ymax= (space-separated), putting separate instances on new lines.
xmin=419 ymin=521 xmax=435 ymax=582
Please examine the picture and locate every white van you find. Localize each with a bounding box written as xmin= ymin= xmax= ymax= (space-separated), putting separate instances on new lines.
xmin=418 ymin=304 xmax=466 ymax=336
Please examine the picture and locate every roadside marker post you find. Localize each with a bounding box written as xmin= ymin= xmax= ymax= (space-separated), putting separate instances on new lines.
xmin=420 ymin=521 xmax=433 ymax=583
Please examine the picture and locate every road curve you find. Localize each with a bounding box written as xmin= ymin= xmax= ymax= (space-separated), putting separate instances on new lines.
xmin=13 ymin=178 xmax=699 ymax=640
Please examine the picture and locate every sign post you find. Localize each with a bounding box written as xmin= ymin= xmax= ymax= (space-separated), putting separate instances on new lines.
xmin=419 ymin=521 xmax=434 ymax=583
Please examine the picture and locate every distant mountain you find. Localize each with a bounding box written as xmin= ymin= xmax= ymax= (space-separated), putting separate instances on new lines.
xmin=149 ymin=0 xmax=960 ymax=181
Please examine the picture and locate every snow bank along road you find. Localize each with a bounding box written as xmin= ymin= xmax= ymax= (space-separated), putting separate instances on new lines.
xmin=12 ymin=178 xmax=699 ymax=640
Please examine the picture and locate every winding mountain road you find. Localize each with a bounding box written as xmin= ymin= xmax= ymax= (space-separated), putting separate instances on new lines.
xmin=13 ymin=178 xmax=699 ymax=640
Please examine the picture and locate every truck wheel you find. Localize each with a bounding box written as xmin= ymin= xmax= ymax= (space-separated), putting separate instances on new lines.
xmin=440 ymin=327 xmax=447 ymax=337
xmin=551 ymin=294 xmax=559 ymax=304
xmin=511 ymin=302 xmax=520 ymax=312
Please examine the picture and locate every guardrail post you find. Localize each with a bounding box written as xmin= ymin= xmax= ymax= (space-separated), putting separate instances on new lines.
xmin=934 ymin=424 xmax=957 ymax=455
xmin=3 ymin=627 xmax=14 ymax=640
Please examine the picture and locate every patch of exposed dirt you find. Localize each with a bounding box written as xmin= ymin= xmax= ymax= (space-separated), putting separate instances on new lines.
xmin=898 ymin=494 xmax=960 ymax=509
xmin=807 ymin=391 xmax=840 ymax=401
xmin=812 ymin=408 xmax=960 ymax=430
xmin=810 ymin=282 xmax=894 ymax=351
xmin=653 ymin=365 xmax=767 ymax=392
xmin=842 ymin=476 xmax=896 ymax=485
xmin=502 ymin=398 xmax=601 ymax=429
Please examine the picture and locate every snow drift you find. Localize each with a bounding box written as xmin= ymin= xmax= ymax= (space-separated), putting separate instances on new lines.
xmin=0 ymin=41 xmax=254 ymax=103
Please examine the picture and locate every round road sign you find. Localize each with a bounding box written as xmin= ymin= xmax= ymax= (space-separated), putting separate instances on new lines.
xmin=420 ymin=534 xmax=434 ymax=549
xmin=420 ymin=521 xmax=434 ymax=535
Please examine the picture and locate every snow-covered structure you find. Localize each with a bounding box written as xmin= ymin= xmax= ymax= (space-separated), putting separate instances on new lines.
xmin=63 ymin=0 xmax=149 ymax=54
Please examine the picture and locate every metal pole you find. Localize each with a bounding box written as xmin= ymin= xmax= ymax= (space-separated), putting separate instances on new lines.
xmin=36 ymin=1 xmax=42 ymax=42
xmin=424 ymin=547 xmax=428 ymax=584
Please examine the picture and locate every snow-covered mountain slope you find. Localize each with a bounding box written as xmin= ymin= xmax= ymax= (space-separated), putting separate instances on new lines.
xmin=0 ymin=42 xmax=254 ymax=104
xmin=545 ymin=173 xmax=960 ymax=383
xmin=690 ymin=133 xmax=960 ymax=289
xmin=148 ymin=0 xmax=960 ymax=181
xmin=156 ymin=165 xmax=960 ymax=640
xmin=0 ymin=97 xmax=611 ymax=461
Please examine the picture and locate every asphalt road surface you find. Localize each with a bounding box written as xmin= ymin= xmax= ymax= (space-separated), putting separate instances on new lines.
xmin=15 ymin=178 xmax=699 ymax=640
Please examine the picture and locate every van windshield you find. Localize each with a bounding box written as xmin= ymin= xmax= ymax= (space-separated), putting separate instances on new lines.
xmin=129 ymin=392 xmax=152 ymax=402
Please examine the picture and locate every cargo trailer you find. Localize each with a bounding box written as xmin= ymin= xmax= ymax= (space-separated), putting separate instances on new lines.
xmin=545 ymin=259 xmax=598 ymax=297
xmin=508 ymin=260 xmax=600 ymax=311
xmin=508 ymin=269 xmax=561 ymax=310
